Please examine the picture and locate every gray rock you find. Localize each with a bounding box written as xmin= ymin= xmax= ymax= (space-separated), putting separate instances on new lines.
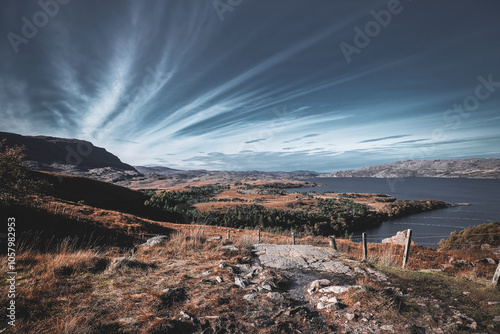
xmin=477 ymin=257 xmax=498 ymax=265
xmin=234 ymin=276 xmax=248 ymax=288
xmin=222 ymin=245 xmax=239 ymax=251
xmin=345 ymin=313 xmax=355 ymax=321
xmin=107 ymin=257 xmax=150 ymax=272
xmin=215 ymin=276 xmax=223 ymax=283
xmin=253 ymin=244 xmax=351 ymax=274
xmin=319 ymin=285 xmax=362 ymax=294
xmin=267 ymin=292 xmax=285 ymax=302
xmin=261 ymin=280 xmax=277 ymax=291
xmin=243 ymin=293 xmax=257 ymax=302
xmin=319 ymin=296 xmax=338 ymax=304
xmin=324 ymin=303 xmax=339 ymax=311
xmin=180 ymin=310 xmax=193 ymax=320
xmin=207 ymin=236 xmax=222 ymax=241
xmin=307 ymin=279 xmax=331 ymax=294
xmin=380 ymin=324 xmax=395 ymax=332
xmin=141 ymin=235 xmax=169 ymax=247
xmin=365 ymin=267 xmax=389 ymax=281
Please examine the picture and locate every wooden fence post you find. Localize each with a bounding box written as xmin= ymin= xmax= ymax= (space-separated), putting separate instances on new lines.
xmin=62 ymin=208 xmax=66 ymax=215
xmin=257 ymin=230 xmax=261 ymax=243
xmin=55 ymin=204 xmax=58 ymax=213
xmin=292 ymin=232 xmax=295 ymax=245
xmin=402 ymin=229 xmax=412 ymax=269
xmin=227 ymin=230 xmax=230 ymax=241
xmin=362 ymin=233 xmax=367 ymax=261
xmin=493 ymin=262 xmax=500 ymax=286
xmin=329 ymin=236 xmax=337 ymax=251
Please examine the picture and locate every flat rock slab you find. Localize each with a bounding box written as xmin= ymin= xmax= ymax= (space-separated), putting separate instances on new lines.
xmin=254 ymin=244 xmax=353 ymax=275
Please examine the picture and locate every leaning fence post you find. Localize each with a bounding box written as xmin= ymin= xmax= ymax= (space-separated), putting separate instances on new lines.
xmin=292 ymin=232 xmax=295 ymax=245
xmin=257 ymin=230 xmax=261 ymax=243
xmin=62 ymin=208 xmax=66 ymax=215
xmin=329 ymin=236 xmax=337 ymax=251
xmin=402 ymin=229 xmax=412 ymax=269
xmin=492 ymin=262 xmax=500 ymax=286
xmin=55 ymin=204 xmax=58 ymax=213
xmin=362 ymin=233 xmax=367 ymax=261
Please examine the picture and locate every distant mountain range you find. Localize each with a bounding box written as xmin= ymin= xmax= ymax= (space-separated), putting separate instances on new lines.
xmin=2 ymin=132 xmax=499 ymax=182
xmin=321 ymin=158 xmax=500 ymax=179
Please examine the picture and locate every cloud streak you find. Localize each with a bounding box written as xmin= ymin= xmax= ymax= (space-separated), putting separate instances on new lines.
xmin=359 ymin=135 xmax=411 ymax=144
xmin=0 ymin=1 xmax=499 ymax=171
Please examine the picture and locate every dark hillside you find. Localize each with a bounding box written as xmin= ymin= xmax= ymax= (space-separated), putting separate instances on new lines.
xmin=0 ymin=131 xmax=136 ymax=171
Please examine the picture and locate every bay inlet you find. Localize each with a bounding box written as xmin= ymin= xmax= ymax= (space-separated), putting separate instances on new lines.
xmin=287 ymin=177 xmax=500 ymax=248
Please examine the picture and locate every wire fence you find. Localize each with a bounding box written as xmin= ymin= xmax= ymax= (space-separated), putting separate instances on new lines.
xmin=5 ymin=196 xmax=499 ymax=252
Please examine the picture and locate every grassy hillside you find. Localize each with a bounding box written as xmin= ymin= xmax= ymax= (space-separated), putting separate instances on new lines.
xmin=34 ymin=171 xmax=182 ymax=222
xmin=438 ymin=221 xmax=500 ymax=250
xmin=38 ymin=171 xmax=148 ymax=213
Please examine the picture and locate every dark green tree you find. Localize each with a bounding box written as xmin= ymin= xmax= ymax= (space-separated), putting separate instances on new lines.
xmin=0 ymin=140 xmax=47 ymax=203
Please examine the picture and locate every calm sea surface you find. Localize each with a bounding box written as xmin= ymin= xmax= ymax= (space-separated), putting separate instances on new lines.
xmin=287 ymin=177 xmax=500 ymax=248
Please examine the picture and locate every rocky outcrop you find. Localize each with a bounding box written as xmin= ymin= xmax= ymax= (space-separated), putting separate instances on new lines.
xmin=254 ymin=244 xmax=353 ymax=273
xmin=382 ymin=230 xmax=415 ymax=245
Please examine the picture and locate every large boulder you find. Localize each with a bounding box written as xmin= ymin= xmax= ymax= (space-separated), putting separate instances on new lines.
xmin=141 ymin=235 xmax=169 ymax=247
xmin=382 ymin=230 xmax=414 ymax=245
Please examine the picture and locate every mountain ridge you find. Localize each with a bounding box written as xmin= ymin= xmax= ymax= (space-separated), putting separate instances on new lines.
xmin=3 ymin=132 xmax=499 ymax=181
xmin=321 ymin=158 xmax=500 ymax=179
xmin=0 ymin=131 xmax=136 ymax=172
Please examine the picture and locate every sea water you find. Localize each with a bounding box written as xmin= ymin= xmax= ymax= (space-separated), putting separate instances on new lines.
xmin=287 ymin=177 xmax=500 ymax=248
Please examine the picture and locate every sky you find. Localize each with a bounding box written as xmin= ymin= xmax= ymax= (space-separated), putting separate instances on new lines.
xmin=1 ymin=0 xmax=499 ymax=172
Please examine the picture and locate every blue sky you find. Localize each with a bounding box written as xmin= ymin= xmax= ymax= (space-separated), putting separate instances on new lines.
xmin=1 ymin=0 xmax=499 ymax=172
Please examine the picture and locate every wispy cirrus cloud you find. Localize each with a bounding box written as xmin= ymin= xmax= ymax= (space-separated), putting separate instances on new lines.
xmin=359 ymin=135 xmax=411 ymax=144
xmin=1 ymin=0 xmax=499 ymax=171
xmin=245 ymin=139 xmax=266 ymax=144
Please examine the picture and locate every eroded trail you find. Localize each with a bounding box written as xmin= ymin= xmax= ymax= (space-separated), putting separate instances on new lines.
xmin=247 ymin=243 xmax=487 ymax=333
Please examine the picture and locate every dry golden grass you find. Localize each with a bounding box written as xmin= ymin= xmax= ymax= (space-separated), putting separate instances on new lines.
xmin=1 ymin=225 xmax=498 ymax=333
xmin=0 ymin=230 xmax=261 ymax=332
